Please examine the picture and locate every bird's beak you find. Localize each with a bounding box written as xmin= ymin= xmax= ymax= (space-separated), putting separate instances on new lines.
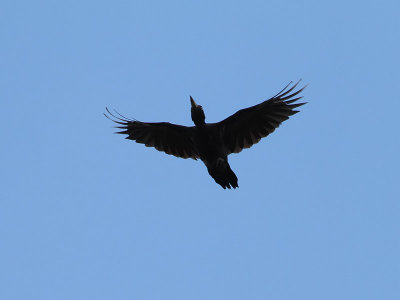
xmin=190 ymin=96 xmax=197 ymax=107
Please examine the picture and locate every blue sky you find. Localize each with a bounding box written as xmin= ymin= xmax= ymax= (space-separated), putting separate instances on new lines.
xmin=1 ymin=0 xmax=399 ymax=299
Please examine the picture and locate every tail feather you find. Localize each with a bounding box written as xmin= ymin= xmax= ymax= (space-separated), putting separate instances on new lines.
xmin=207 ymin=160 xmax=239 ymax=189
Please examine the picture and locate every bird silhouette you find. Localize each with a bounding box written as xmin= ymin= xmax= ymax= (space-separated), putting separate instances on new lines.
xmin=105 ymin=80 xmax=307 ymax=189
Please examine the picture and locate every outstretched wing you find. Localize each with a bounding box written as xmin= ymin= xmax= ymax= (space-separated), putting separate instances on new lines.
xmin=105 ymin=108 xmax=199 ymax=160
xmin=218 ymin=80 xmax=307 ymax=154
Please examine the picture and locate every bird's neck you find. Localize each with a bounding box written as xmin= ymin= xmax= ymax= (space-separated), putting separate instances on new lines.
xmin=194 ymin=120 xmax=206 ymax=128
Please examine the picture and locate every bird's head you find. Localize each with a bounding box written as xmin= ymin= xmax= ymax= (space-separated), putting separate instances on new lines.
xmin=190 ymin=96 xmax=205 ymax=126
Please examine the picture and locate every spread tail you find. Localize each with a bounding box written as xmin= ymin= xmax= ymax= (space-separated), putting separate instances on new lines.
xmin=207 ymin=159 xmax=239 ymax=189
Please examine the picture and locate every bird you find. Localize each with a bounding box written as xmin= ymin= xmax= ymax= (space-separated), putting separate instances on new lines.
xmin=105 ymin=80 xmax=307 ymax=189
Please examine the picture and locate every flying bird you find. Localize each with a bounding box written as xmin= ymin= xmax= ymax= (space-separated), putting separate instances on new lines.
xmin=105 ymin=80 xmax=307 ymax=189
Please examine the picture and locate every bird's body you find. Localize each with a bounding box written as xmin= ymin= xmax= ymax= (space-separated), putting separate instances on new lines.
xmin=192 ymin=123 xmax=238 ymax=188
xmin=193 ymin=123 xmax=226 ymax=162
xmin=105 ymin=80 xmax=307 ymax=189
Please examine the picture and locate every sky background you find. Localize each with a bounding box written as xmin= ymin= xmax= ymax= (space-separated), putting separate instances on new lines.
xmin=1 ymin=0 xmax=399 ymax=299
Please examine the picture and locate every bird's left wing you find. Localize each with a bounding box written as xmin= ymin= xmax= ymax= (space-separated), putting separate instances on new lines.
xmin=105 ymin=108 xmax=199 ymax=160
xmin=217 ymin=80 xmax=307 ymax=155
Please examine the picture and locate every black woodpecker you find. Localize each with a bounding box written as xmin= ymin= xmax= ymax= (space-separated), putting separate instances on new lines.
xmin=105 ymin=80 xmax=307 ymax=189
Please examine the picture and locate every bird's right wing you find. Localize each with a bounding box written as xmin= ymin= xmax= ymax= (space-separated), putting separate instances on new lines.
xmin=217 ymin=80 xmax=307 ymax=155
xmin=105 ymin=109 xmax=199 ymax=160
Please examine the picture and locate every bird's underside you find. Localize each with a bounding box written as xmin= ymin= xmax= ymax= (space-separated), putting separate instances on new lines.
xmin=105 ymin=80 xmax=307 ymax=189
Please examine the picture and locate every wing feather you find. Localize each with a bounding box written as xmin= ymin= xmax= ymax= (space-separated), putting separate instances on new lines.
xmin=218 ymin=80 xmax=307 ymax=154
xmin=105 ymin=109 xmax=199 ymax=160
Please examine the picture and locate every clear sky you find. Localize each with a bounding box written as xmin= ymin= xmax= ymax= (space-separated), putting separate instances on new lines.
xmin=1 ymin=0 xmax=399 ymax=299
